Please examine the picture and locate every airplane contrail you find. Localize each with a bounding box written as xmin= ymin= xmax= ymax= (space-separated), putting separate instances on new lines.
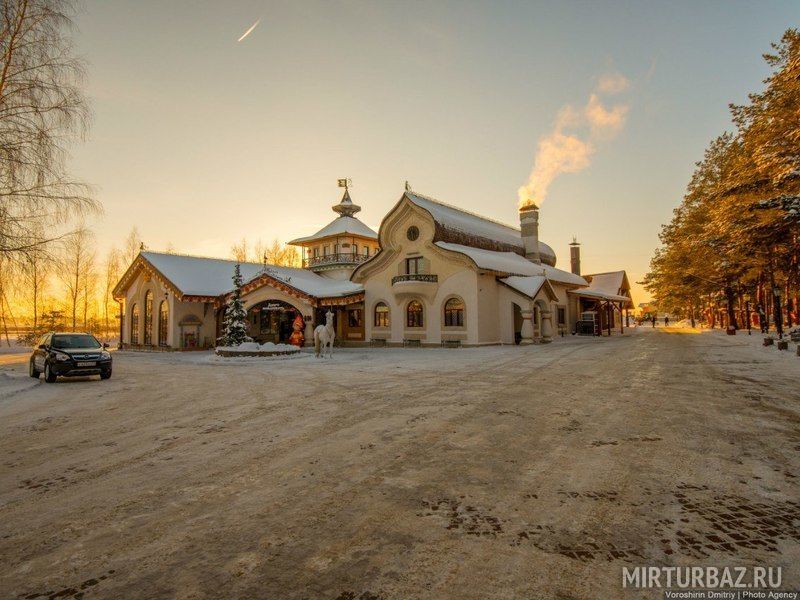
xmin=237 ymin=18 xmax=260 ymax=42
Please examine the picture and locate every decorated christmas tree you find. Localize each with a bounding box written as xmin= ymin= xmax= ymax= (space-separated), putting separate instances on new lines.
xmin=221 ymin=264 xmax=252 ymax=346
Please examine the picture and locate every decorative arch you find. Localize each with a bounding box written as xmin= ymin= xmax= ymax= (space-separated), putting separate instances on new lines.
xmin=130 ymin=304 xmax=140 ymax=345
xmin=143 ymin=290 xmax=153 ymax=345
xmin=373 ymin=300 xmax=390 ymax=328
xmin=442 ymin=295 xmax=465 ymax=327
xmin=158 ymin=300 xmax=169 ymax=346
xmin=248 ymin=299 xmax=304 ymax=344
xmin=406 ymin=299 xmax=424 ymax=328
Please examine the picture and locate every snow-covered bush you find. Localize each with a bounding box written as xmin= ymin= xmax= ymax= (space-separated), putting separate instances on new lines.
xmin=215 ymin=341 xmax=299 ymax=353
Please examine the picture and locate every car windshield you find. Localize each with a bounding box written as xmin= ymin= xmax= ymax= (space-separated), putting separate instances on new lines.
xmin=51 ymin=334 xmax=101 ymax=349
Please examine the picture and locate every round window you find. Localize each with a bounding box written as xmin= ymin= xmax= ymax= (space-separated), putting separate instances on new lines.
xmin=407 ymin=226 xmax=419 ymax=241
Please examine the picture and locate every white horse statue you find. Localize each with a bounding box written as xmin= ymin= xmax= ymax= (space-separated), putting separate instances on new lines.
xmin=314 ymin=310 xmax=335 ymax=358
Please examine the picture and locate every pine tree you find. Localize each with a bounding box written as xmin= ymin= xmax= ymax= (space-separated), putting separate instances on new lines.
xmin=221 ymin=264 xmax=252 ymax=346
xmin=645 ymin=29 xmax=799 ymax=327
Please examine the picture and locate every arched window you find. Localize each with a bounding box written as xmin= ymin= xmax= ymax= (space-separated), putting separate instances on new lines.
xmin=143 ymin=291 xmax=153 ymax=345
xmin=406 ymin=300 xmax=423 ymax=328
xmin=444 ymin=297 xmax=465 ymax=327
xmin=130 ymin=304 xmax=139 ymax=344
xmin=158 ymin=300 xmax=169 ymax=346
xmin=374 ymin=302 xmax=390 ymax=327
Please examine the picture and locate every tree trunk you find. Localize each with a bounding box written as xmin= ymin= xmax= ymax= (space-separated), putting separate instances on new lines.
xmin=724 ymin=285 xmax=738 ymax=329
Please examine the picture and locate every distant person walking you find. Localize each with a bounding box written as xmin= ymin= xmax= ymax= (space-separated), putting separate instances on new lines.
xmin=757 ymin=305 xmax=767 ymax=333
xmin=664 ymin=316 xmax=670 ymax=327
xmin=651 ymin=315 xmax=657 ymax=328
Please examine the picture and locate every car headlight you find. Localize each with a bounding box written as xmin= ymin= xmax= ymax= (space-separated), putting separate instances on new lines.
xmin=53 ymin=351 xmax=70 ymax=362
xmin=100 ymin=351 xmax=111 ymax=360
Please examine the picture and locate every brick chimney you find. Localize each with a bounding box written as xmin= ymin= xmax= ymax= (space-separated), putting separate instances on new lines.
xmin=569 ymin=237 xmax=581 ymax=276
xmin=519 ymin=204 xmax=541 ymax=264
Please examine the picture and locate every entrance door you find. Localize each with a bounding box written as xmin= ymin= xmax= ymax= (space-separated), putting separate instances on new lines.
xmin=250 ymin=301 xmax=299 ymax=344
xmin=512 ymin=303 xmax=523 ymax=345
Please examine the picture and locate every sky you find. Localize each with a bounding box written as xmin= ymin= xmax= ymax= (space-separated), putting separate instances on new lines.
xmin=69 ymin=0 xmax=799 ymax=303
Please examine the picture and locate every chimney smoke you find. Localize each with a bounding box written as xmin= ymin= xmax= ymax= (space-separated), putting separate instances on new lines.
xmin=520 ymin=204 xmax=541 ymax=264
xmin=569 ymin=237 xmax=581 ymax=276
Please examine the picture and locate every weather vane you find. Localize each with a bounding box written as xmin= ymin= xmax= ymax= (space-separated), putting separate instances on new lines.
xmin=337 ymin=178 xmax=352 ymax=190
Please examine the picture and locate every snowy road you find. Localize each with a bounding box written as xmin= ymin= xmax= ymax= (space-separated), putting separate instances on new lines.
xmin=0 ymin=329 xmax=798 ymax=599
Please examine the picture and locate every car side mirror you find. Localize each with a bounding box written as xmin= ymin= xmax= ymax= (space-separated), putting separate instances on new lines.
xmin=103 ymin=343 xmax=109 ymax=349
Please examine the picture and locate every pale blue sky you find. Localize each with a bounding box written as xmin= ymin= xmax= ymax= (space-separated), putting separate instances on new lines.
xmin=71 ymin=1 xmax=799 ymax=301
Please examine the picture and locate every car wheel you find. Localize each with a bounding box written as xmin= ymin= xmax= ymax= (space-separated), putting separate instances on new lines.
xmin=100 ymin=370 xmax=112 ymax=380
xmin=29 ymin=360 xmax=40 ymax=379
xmin=44 ymin=362 xmax=57 ymax=383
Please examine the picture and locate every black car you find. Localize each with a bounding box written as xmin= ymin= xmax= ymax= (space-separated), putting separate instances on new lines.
xmin=29 ymin=333 xmax=113 ymax=383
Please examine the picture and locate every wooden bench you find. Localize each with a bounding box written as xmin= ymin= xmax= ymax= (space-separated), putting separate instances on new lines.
xmin=370 ymin=338 xmax=387 ymax=347
xmin=403 ymin=339 xmax=421 ymax=348
xmin=441 ymin=339 xmax=462 ymax=348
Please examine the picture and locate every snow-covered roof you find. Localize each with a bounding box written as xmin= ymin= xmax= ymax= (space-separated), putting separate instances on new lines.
xmin=568 ymin=288 xmax=631 ymax=303
xmin=435 ymin=242 xmax=587 ymax=286
xmin=585 ymin=271 xmax=628 ymax=297
xmin=569 ymin=271 xmax=633 ymax=306
xmin=499 ymin=275 xmax=547 ymax=299
xmin=141 ymin=252 xmax=264 ymax=297
xmin=288 ymin=216 xmax=378 ymax=245
xmin=242 ymin=265 xmax=363 ymax=298
xmin=139 ymin=252 xmax=362 ymax=299
xmin=404 ymin=192 xmax=556 ymax=264
xmin=405 ymin=192 xmax=522 ymax=247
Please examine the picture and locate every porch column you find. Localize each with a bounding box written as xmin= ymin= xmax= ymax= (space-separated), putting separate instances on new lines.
xmin=540 ymin=305 xmax=554 ymax=343
xmin=519 ymin=308 xmax=535 ymax=345
xmin=117 ymin=300 xmax=124 ymax=349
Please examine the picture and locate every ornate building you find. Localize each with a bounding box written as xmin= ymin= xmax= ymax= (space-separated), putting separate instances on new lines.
xmin=113 ymin=185 xmax=633 ymax=349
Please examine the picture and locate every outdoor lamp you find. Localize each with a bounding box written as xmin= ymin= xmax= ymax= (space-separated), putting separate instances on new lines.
xmin=773 ymin=286 xmax=782 ymax=299
xmin=744 ymin=292 xmax=750 ymax=302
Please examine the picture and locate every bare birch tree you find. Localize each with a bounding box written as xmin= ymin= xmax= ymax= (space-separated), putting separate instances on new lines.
xmin=20 ymin=238 xmax=50 ymax=332
xmin=231 ymin=237 xmax=300 ymax=266
xmin=57 ymin=226 xmax=93 ymax=331
xmin=0 ymin=0 xmax=97 ymax=261
xmin=263 ymin=238 xmax=300 ymax=267
xmin=122 ymin=226 xmax=141 ymax=266
xmin=102 ymin=247 xmax=120 ymax=337
xmin=230 ymin=238 xmax=248 ymax=263
xmin=80 ymin=245 xmax=96 ymax=330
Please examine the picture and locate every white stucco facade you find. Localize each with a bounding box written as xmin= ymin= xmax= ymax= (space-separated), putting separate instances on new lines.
xmin=113 ymin=188 xmax=632 ymax=350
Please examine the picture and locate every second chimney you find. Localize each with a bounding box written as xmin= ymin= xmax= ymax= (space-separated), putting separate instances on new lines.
xmin=519 ymin=204 xmax=541 ymax=264
xmin=569 ymin=237 xmax=581 ymax=276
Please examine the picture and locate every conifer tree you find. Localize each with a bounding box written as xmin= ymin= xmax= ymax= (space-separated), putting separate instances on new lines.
xmin=645 ymin=29 xmax=799 ymax=328
xmin=221 ymin=264 xmax=252 ymax=346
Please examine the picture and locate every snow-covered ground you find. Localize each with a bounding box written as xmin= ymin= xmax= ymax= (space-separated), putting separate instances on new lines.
xmin=0 ymin=328 xmax=797 ymax=598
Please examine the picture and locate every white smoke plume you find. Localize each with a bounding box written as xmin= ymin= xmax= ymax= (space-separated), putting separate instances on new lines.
xmin=518 ymin=73 xmax=630 ymax=208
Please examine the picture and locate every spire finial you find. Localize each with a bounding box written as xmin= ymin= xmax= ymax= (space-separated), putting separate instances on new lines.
xmin=333 ymin=178 xmax=361 ymax=217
